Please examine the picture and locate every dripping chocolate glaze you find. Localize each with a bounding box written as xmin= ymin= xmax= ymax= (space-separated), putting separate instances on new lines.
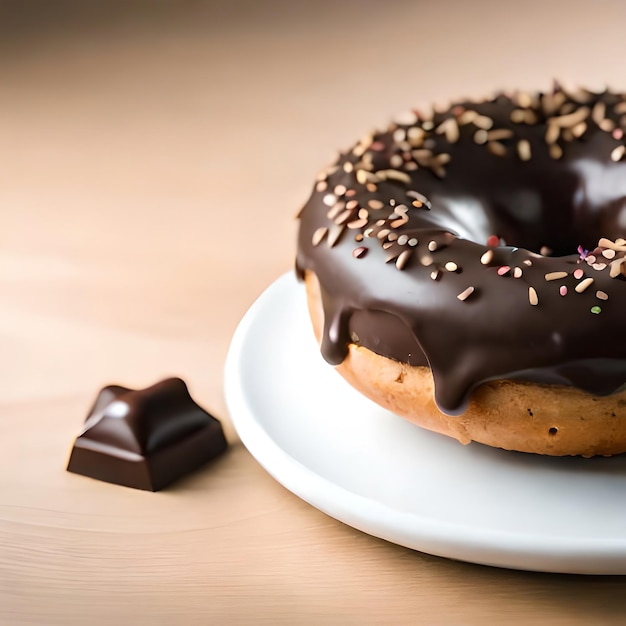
xmin=296 ymin=86 xmax=626 ymax=415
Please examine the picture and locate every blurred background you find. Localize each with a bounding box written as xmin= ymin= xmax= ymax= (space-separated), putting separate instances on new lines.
xmin=2 ymin=0 xmax=626 ymax=405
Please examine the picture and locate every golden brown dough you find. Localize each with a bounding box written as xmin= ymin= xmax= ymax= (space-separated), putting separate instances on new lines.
xmin=304 ymin=270 xmax=626 ymax=457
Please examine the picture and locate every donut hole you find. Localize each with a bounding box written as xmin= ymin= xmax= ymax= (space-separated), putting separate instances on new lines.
xmin=548 ymin=427 xmax=559 ymax=436
xmin=436 ymin=141 xmax=626 ymax=257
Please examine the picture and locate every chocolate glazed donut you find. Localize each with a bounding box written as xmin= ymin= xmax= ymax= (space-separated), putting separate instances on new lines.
xmin=296 ymin=85 xmax=626 ymax=457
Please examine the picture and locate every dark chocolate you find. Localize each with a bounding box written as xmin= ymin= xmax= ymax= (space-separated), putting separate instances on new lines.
xmin=296 ymin=86 xmax=626 ymax=415
xmin=67 ymin=378 xmax=227 ymax=491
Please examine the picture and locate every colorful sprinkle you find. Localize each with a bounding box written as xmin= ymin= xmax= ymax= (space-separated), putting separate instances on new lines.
xmin=591 ymin=306 xmax=602 ymax=314
xmin=573 ymin=268 xmax=585 ymax=279
xmin=559 ymin=285 xmax=568 ymax=296
xmin=497 ymin=265 xmax=511 ymax=276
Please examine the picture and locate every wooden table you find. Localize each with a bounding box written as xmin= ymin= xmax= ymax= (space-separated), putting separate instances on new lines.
xmin=3 ymin=2 xmax=626 ymax=623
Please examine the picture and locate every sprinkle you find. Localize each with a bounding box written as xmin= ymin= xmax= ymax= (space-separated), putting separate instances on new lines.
xmin=610 ymin=258 xmax=626 ymax=277
xmin=571 ymin=122 xmax=587 ymax=138
xmin=545 ymin=124 xmax=560 ymax=144
xmin=316 ymin=181 xmax=328 ymax=192
xmin=366 ymin=183 xmax=378 ymax=192
xmin=430 ymin=269 xmax=440 ymax=280
xmin=523 ymin=259 xmax=533 ymax=266
xmin=497 ymin=265 xmax=511 ymax=276
xmin=480 ymin=250 xmax=494 ymax=265
xmin=352 ymin=247 xmax=368 ymax=258
xmin=323 ymin=194 xmax=337 ymax=206
xmin=354 ymin=234 xmax=364 ymax=242
xmin=390 ymin=155 xmax=404 ymax=168
xmin=592 ymin=101 xmax=606 ymax=125
xmin=517 ymin=139 xmax=531 ymax=161
xmin=436 ymin=118 xmax=460 ymax=143
xmin=327 ymin=224 xmax=345 ymax=248
xmin=487 ymin=141 xmax=507 ymax=157
xmin=343 ymin=162 xmax=354 ymax=173
xmin=487 ymin=235 xmax=500 ymax=247
xmin=528 ymin=286 xmax=539 ymax=306
xmin=445 ymin=261 xmax=458 ymax=272
xmin=549 ymin=144 xmax=563 ymax=160
xmin=347 ymin=218 xmax=368 ymax=229
xmin=428 ymin=240 xmax=438 ymax=252
xmin=600 ymin=119 xmax=615 ymax=132
xmin=420 ymin=255 xmax=434 ymax=266
xmin=602 ymin=248 xmax=617 ymax=259
xmin=474 ymin=130 xmax=489 ymax=144
xmin=613 ymin=129 xmax=624 ymax=140
xmin=559 ymin=285 xmax=568 ymax=296
xmin=510 ymin=109 xmax=527 ymax=124
xmin=408 ymin=238 xmax=418 ymax=246
xmin=458 ymin=110 xmax=478 ymax=125
xmin=577 ymin=244 xmax=589 ymax=260
xmin=395 ymin=250 xmax=412 ymax=270
xmin=545 ymin=271 xmax=568 ymax=281
xmin=394 ymin=110 xmax=418 ymax=126
xmin=550 ymin=106 xmax=590 ymax=128
xmin=596 ymin=290 xmax=609 ymax=300
xmin=377 ymin=169 xmax=411 ymax=184
xmin=487 ymin=129 xmax=514 ymax=141
xmin=334 ymin=184 xmax=347 ymax=196
xmin=377 ymin=228 xmax=391 ymax=239
xmin=573 ymin=268 xmax=585 ymax=279
xmin=473 ymin=115 xmax=494 ymax=130
xmin=575 ymin=277 xmax=594 ymax=293
xmin=540 ymin=246 xmax=553 ymax=256
xmin=397 ymin=234 xmax=409 ymax=245
xmin=457 ymin=286 xmax=475 ymax=301
xmin=591 ymin=306 xmax=602 ymax=315
xmin=407 ymin=127 xmax=426 ymax=146
xmin=611 ymin=145 xmax=626 ymax=162
xmin=312 ymin=227 xmax=328 ymax=246
xmin=513 ymin=267 xmax=523 ymax=278
xmin=407 ymin=190 xmax=431 ymax=208
xmin=368 ymin=199 xmax=384 ymax=210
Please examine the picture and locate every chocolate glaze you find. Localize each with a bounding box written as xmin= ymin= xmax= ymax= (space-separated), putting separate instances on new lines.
xmin=67 ymin=378 xmax=228 ymax=490
xmin=296 ymin=87 xmax=626 ymax=415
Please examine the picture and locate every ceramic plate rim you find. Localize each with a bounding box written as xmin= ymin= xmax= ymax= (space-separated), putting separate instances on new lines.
xmin=224 ymin=272 xmax=626 ymax=574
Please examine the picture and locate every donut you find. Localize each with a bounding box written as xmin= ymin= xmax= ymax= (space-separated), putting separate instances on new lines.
xmin=295 ymin=84 xmax=626 ymax=457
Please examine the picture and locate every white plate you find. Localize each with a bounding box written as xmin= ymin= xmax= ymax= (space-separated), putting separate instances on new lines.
xmin=224 ymin=272 xmax=626 ymax=574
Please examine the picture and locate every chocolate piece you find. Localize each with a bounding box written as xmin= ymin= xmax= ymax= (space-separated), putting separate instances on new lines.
xmin=296 ymin=87 xmax=626 ymax=414
xmin=67 ymin=378 xmax=227 ymax=491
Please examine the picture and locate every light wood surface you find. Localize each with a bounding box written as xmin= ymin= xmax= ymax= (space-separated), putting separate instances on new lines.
xmin=3 ymin=2 xmax=626 ymax=623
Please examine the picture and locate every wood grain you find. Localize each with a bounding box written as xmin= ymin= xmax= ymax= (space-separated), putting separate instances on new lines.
xmin=3 ymin=1 xmax=626 ymax=623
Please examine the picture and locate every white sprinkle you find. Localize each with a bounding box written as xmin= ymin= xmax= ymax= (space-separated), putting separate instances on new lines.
xmin=323 ymin=194 xmax=337 ymax=206
xmin=544 ymin=271 xmax=568 ymax=281
xmin=575 ymin=277 xmax=594 ymax=293
xmin=517 ymin=139 xmax=531 ymax=161
xmin=395 ymin=250 xmax=412 ymax=270
xmin=611 ymin=145 xmax=626 ymax=162
xmin=480 ymin=250 xmax=494 ymax=265
xmin=457 ymin=286 xmax=475 ymax=302
xmin=445 ymin=261 xmax=458 ymax=272
xmin=312 ymin=227 xmax=328 ymax=246
xmin=528 ymin=286 xmax=539 ymax=306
